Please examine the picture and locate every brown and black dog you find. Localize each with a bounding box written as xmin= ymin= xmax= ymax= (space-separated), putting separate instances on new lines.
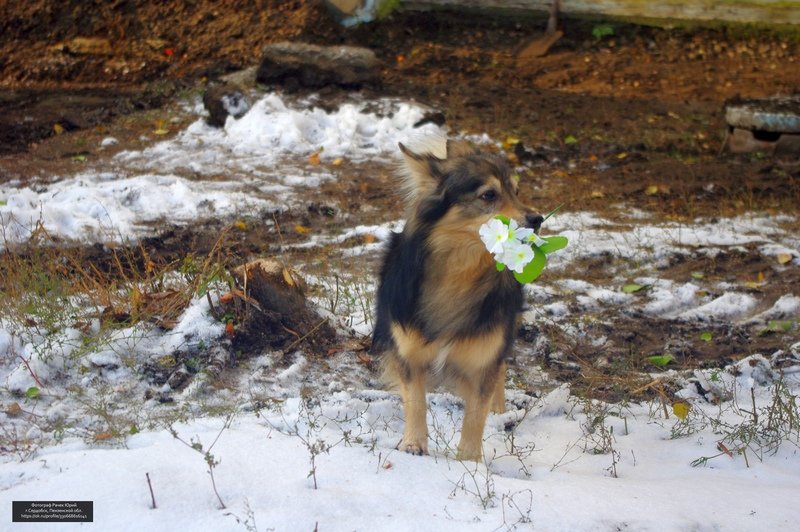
xmin=371 ymin=139 xmax=543 ymax=461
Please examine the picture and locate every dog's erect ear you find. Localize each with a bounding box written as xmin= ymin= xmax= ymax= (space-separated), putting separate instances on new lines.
xmin=445 ymin=139 xmax=479 ymax=159
xmin=398 ymin=142 xmax=445 ymax=208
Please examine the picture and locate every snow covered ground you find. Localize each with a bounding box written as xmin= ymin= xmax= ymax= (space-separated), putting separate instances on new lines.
xmin=1 ymin=92 xmax=799 ymax=531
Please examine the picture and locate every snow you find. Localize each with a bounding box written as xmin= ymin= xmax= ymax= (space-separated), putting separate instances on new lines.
xmin=1 ymin=91 xmax=799 ymax=531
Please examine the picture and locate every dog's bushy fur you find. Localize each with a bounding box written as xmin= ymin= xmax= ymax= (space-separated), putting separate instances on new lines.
xmin=371 ymin=138 xmax=540 ymax=461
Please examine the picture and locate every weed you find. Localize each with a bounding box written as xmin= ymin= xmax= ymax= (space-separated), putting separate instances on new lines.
xmin=168 ymin=412 xmax=235 ymax=509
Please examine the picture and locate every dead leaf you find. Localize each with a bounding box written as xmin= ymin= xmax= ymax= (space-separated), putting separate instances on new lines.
xmin=590 ymin=190 xmax=605 ymax=199
xmin=777 ymin=253 xmax=793 ymax=265
xmin=219 ymin=292 xmax=235 ymax=305
xmin=225 ymin=321 xmax=235 ymax=337
xmin=672 ymin=401 xmax=690 ymax=420
xmin=502 ymin=136 xmax=520 ymax=151
xmin=716 ymin=442 xmax=734 ymax=458
xmin=53 ymin=123 xmax=64 ymax=135
xmin=363 ymin=234 xmax=377 ymax=244
xmin=294 ymin=225 xmax=310 ymax=234
xmin=5 ymin=402 xmax=23 ymax=418
xmin=94 ymin=431 xmax=115 ymax=441
xmin=282 ymin=268 xmax=295 ymax=287
xmin=332 ymin=157 xmax=344 ymax=166
xmin=308 ymin=152 xmax=321 ymax=166
xmin=645 ymin=185 xmax=660 ymax=196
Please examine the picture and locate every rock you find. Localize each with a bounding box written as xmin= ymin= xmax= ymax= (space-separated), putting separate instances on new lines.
xmin=220 ymin=66 xmax=258 ymax=89
xmin=726 ymin=128 xmax=778 ymax=154
xmin=725 ymin=95 xmax=800 ymax=133
xmin=63 ymin=37 xmax=113 ymax=56
xmin=203 ymin=83 xmax=251 ymax=128
xmin=256 ymin=41 xmax=381 ymax=90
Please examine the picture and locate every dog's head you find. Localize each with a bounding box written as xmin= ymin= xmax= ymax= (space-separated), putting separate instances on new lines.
xmin=398 ymin=139 xmax=543 ymax=237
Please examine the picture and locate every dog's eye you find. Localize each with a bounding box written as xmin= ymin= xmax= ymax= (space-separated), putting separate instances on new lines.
xmin=479 ymin=190 xmax=498 ymax=202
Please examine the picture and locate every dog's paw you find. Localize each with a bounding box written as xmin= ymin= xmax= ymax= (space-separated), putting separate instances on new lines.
xmin=397 ymin=439 xmax=428 ymax=456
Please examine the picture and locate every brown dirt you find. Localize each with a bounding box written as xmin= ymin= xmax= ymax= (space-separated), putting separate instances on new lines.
xmin=2 ymin=2 xmax=799 ymax=401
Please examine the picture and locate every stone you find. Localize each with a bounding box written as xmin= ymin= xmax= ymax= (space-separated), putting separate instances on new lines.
xmin=256 ymin=41 xmax=381 ymax=89
xmin=64 ymin=37 xmax=113 ymax=56
xmin=725 ymin=96 xmax=800 ymax=133
xmin=203 ymin=83 xmax=251 ymax=128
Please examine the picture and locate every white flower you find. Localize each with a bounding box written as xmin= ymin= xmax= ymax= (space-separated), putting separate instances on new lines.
xmin=479 ymin=218 xmax=510 ymax=255
xmin=500 ymin=239 xmax=535 ymax=274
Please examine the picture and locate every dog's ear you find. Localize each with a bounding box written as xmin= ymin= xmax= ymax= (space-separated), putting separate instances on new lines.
xmin=398 ymin=142 xmax=445 ymax=208
xmin=445 ymin=139 xmax=479 ymax=158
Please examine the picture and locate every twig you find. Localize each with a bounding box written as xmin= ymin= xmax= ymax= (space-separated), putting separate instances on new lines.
xmin=18 ymin=354 xmax=44 ymax=389
xmin=282 ymin=318 xmax=328 ymax=355
xmin=146 ymin=472 xmax=157 ymax=509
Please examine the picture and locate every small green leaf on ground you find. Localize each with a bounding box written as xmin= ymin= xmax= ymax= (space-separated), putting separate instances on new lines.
xmin=622 ymin=283 xmax=648 ymax=293
xmin=699 ymin=331 xmax=713 ymax=342
xmin=592 ymin=24 xmax=615 ymax=39
xmin=564 ymin=135 xmax=578 ymax=145
xmin=764 ymin=320 xmax=796 ymax=333
xmin=691 ymin=271 xmax=705 ymax=280
xmin=25 ymin=386 xmax=40 ymax=399
xmin=72 ymin=155 xmax=87 ymax=162
xmin=646 ymin=354 xmax=674 ymax=367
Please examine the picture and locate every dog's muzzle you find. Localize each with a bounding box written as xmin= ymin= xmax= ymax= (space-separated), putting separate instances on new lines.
xmin=525 ymin=213 xmax=544 ymax=234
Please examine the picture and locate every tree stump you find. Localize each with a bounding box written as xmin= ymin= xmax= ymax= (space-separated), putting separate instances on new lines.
xmin=228 ymin=259 xmax=336 ymax=355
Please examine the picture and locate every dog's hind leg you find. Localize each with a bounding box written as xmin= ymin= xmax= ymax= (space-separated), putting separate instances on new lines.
xmin=490 ymin=361 xmax=507 ymax=414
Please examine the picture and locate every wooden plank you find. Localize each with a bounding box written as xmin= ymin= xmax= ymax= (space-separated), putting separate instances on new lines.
xmin=400 ymin=0 xmax=800 ymax=26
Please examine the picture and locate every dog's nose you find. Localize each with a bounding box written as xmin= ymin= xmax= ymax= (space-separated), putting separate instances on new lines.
xmin=525 ymin=213 xmax=544 ymax=233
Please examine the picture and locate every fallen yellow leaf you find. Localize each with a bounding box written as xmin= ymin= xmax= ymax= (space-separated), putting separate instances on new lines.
xmin=672 ymin=401 xmax=690 ymax=420
xmin=94 ymin=431 xmax=115 ymax=441
xmin=234 ymin=220 xmax=248 ymax=231
xmin=308 ymin=152 xmax=321 ymax=165
xmin=332 ymin=157 xmax=344 ymax=166
xmin=294 ymin=225 xmax=310 ymax=234
xmin=502 ymin=136 xmax=520 ymax=151
xmin=53 ymin=123 xmax=64 ymax=135
xmin=777 ymin=253 xmax=793 ymax=265
xmin=645 ymin=185 xmax=660 ymax=196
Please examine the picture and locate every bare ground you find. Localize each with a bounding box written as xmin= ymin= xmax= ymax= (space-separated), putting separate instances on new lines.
xmin=1 ymin=2 xmax=799 ymax=402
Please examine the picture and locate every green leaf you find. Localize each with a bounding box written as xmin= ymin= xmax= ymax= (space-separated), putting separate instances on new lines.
xmin=25 ymin=386 xmax=40 ymax=399
xmin=494 ymin=214 xmax=511 ymax=225
xmin=495 ymin=262 xmax=506 ymax=272
xmin=72 ymin=154 xmax=87 ymax=162
xmin=0 ymin=200 xmax=7 ymax=206
xmin=699 ymin=331 xmax=713 ymax=342
xmin=622 ymin=283 xmax=648 ymax=293
xmin=564 ymin=135 xmax=578 ymax=145
xmin=542 ymin=203 xmax=564 ymax=223
xmin=592 ymin=24 xmax=615 ymax=39
xmin=690 ymin=271 xmax=705 ymax=280
xmin=513 ymin=246 xmax=547 ymax=284
xmin=646 ymin=354 xmax=674 ymax=367
xmin=765 ymin=320 xmax=796 ymax=333
xmin=537 ymin=235 xmax=568 ymax=254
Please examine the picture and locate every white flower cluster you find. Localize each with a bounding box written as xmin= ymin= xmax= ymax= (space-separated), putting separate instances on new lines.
xmin=479 ymin=218 xmax=536 ymax=273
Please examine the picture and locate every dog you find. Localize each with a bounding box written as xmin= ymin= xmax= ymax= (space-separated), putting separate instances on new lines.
xmin=371 ymin=138 xmax=543 ymax=461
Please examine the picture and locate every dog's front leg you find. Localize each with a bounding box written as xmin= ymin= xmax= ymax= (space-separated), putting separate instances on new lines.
xmin=398 ymin=364 xmax=429 ymax=455
xmin=456 ymin=372 xmax=495 ymax=462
